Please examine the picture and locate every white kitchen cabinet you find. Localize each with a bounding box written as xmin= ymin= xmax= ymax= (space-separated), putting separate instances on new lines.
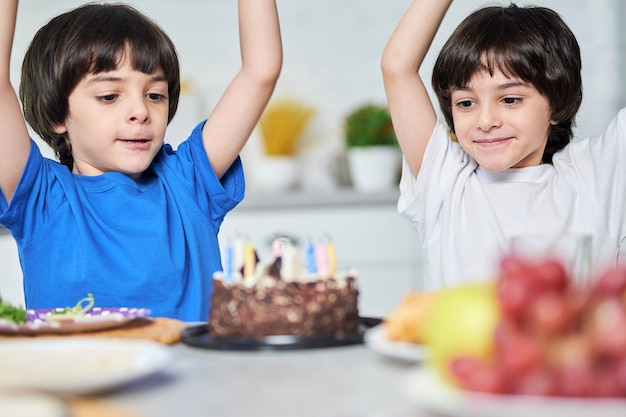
xmin=218 ymin=190 xmax=424 ymax=318
xmin=0 ymin=232 xmax=24 ymax=307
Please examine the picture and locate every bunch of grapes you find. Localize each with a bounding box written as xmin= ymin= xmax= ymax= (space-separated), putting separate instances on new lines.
xmin=450 ymin=255 xmax=626 ymax=397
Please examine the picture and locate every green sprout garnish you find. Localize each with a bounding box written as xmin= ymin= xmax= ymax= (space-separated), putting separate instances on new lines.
xmin=0 ymin=296 xmax=27 ymax=324
xmin=51 ymin=293 xmax=95 ymax=316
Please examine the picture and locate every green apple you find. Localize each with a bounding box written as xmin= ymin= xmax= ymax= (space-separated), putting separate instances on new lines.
xmin=423 ymin=281 xmax=500 ymax=384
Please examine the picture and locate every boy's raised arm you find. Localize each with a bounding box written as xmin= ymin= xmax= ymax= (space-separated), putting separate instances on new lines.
xmin=0 ymin=0 xmax=31 ymax=203
xmin=381 ymin=0 xmax=452 ymax=177
xmin=201 ymin=0 xmax=282 ymax=178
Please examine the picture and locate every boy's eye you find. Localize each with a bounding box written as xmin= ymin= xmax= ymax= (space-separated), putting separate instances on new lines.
xmin=147 ymin=93 xmax=167 ymax=101
xmin=97 ymin=94 xmax=118 ymax=102
xmin=503 ymin=97 xmax=521 ymax=105
xmin=457 ymin=100 xmax=474 ymax=109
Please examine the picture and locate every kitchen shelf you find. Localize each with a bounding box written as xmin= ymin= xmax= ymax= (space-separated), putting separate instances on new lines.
xmin=239 ymin=188 xmax=399 ymax=210
xmin=0 ymin=189 xmax=399 ymax=234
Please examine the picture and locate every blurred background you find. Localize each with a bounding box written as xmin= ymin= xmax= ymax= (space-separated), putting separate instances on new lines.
xmin=10 ymin=0 xmax=626 ymax=187
xmin=1 ymin=0 xmax=625 ymax=315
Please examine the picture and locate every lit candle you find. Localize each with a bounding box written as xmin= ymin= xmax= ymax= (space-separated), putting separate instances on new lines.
xmin=316 ymin=241 xmax=329 ymax=277
xmin=272 ymin=236 xmax=282 ymax=258
xmin=243 ymin=241 xmax=256 ymax=279
xmin=233 ymin=236 xmax=245 ymax=273
xmin=224 ymin=242 xmax=234 ymax=282
xmin=281 ymin=243 xmax=299 ymax=281
xmin=306 ymin=238 xmax=316 ymax=274
xmin=327 ymin=240 xmax=337 ymax=276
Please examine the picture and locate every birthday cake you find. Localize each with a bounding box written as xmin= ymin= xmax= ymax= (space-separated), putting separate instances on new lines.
xmin=209 ymin=239 xmax=360 ymax=339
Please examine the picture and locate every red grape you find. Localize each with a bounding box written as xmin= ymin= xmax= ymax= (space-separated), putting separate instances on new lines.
xmin=528 ymin=291 xmax=572 ymax=334
xmin=589 ymin=298 xmax=626 ymax=357
xmin=588 ymin=365 xmax=623 ymax=397
xmin=450 ymin=355 xmax=482 ymax=383
xmin=494 ymin=320 xmax=543 ymax=376
xmin=451 ymin=255 xmax=626 ymax=399
xmin=514 ymin=367 xmax=557 ymax=396
xmin=553 ymin=363 xmax=593 ymax=397
xmin=496 ymin=258 xmax=538 ymax=320
xmin=455 ymin=359 xmax=505 ymax=393
xmin=593 ymin=265 xmax=626 ymax=297
xmin=616 ymin=358 xmax=626 ymax=395
xmin=533 ymin=258 xmax=568 ymax=293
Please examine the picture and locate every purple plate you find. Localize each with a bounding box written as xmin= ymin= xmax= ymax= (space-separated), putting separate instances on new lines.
xmin=0 ymin=307 xmax=151 ymax=335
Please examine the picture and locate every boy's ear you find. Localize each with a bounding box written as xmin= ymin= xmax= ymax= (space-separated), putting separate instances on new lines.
xmin=53 ymin=124 xmax=68 ymax=135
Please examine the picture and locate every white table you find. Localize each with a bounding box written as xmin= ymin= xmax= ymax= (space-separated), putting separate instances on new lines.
xmin=104 ymin=339 xmax=429 ymax=417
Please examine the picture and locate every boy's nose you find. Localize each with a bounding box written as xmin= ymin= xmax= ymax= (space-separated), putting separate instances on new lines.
xmin=477 ymin=104 xmax=500 ymax=131
xmin=128 ymin=98 xmax=150 ymax=123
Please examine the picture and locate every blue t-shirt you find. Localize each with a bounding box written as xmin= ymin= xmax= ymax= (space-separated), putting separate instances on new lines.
xmin=0 ymin=121 xmax=244 ymax=321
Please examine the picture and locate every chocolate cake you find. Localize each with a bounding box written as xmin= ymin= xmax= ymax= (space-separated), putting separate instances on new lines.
xmin=209 ymin=242 xmax=360 ymax=339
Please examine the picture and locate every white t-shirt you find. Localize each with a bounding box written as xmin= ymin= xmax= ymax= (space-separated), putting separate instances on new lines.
xmin=398 ymin=107 xmax=626 ymax=289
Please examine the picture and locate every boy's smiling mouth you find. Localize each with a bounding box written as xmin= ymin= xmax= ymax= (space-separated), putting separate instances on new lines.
xmin=474 ymin=137 xmax=512 ymax=146
xmin=118 ymin=138 xmax=153 ymax=149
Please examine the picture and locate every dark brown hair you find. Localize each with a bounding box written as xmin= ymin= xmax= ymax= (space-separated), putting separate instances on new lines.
xmin=19 ymin=3 xmax=180 ymax=170
xmin=432 ymin=4 xmax=582 ymax=163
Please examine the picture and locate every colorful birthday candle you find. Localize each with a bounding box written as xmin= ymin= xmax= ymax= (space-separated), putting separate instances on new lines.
xmin=243 ymin=241 xmax=256 ymax=279
xmin=233 ymin=235 xmax=245 ymax=273
xmin=316 ymin=241 xmax=329 ymax=277
xmin=306 ymin=238 xmax=316 ymax=274
xmin=272 ymin=236 xmax=283 ymax=258
xmin=224 ymin=241 xmax=234 ymax=282
xmin=281 ymin=243 xmax=299 ymax=280
xmin=327 ymin=239 xmax=337 ymax=275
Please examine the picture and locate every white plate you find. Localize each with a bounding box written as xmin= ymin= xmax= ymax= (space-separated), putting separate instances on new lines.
xmin=0 ymin=392 xmax=67 ymax=417
xmin=0 ymin=338 xmax=172 ymax=395
xmin=404 ymin=367 xmax=626 ymax=417
xmin=363 ymin=324 xmax=426 ymax=362
xmin=0 ymin=307 xmax=151 ymax=335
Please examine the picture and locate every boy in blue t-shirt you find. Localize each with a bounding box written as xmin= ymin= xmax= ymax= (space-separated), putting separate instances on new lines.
xmin=0 ymin=1 xmax=282 ymax=321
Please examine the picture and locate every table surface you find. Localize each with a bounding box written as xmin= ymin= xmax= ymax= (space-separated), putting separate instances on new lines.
xmin=102 ymin=336 xmax=428 ymax=417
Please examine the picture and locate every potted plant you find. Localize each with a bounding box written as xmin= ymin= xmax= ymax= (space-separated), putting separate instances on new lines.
xmin=254 ymin=97 xmax=316 ymax=193
xmin=344 ymin=104 xmax=401 ymax=192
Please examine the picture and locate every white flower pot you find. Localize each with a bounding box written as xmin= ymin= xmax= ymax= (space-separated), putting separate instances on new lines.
xmin=346 ymin=146 xmax=401 ymax=192
xmin=251 ymin=156 xmax=299 ymax=194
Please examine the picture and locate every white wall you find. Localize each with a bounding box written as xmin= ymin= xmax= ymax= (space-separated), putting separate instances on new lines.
xmin=10 ymin=0 xmax=626 ymax=160
xmin=0 ymin=235 xmax=23 ymax=306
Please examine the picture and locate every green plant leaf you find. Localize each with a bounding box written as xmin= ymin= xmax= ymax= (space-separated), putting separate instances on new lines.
xmin=344 ymin=104 xmax=398 ymax=148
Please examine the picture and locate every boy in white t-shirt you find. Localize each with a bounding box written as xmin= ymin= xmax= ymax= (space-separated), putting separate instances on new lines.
xmin=382 ymin=0 xmax=626 ymax=288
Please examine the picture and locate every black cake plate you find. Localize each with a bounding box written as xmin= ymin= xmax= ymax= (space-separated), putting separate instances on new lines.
xmin=181 ymin=317 xmax=381 ymax=351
